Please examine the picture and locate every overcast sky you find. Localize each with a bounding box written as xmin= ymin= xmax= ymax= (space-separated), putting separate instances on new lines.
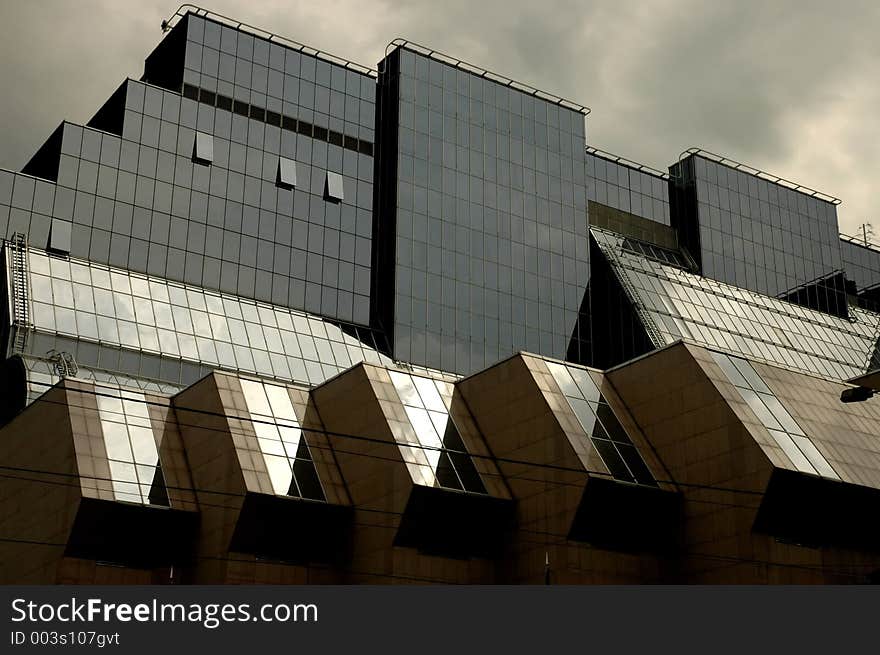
xmin=1 ymin=1 xmax=877 ymax=235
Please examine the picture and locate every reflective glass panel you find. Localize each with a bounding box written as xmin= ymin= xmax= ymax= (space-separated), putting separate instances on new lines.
xmin=96 ymin=388 xmax=170 ymax=506
xmin=239 ymin=378 xmax=324 ymax=500
xmin=544 ymin=360 xmax=657 ymax=486
xmin=388 ymin=370 xmax=486 ymax=493
xmin=710 ymin=351 xmax=839 ymax=480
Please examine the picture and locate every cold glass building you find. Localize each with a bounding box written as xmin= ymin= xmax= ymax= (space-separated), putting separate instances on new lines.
xmin=4 ymin=7 xmax=880 ymax=585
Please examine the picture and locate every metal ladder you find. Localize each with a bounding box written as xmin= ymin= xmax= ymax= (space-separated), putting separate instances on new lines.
xmin=601 ymin=245 xmax=667 ymax=348
xmin=9 ymin=233 xmax=32 ymax=354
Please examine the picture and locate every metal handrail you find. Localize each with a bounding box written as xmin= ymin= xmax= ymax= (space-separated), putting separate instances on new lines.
xmin=585 ymin=145 xmax=669 ymax=180
xmin=382 ymin=38 xmax=590 ymax=116
xmin=161 ymin=4 xmax=377 ymax=78
xmin=673 ymin=147 xmax=842 ymax=205
xmin=840 ymin=232 xmax=880 ymax=250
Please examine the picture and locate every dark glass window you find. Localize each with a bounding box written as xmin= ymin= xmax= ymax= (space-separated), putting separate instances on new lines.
xmin=545 ymin=360 xmax=657 ymax=486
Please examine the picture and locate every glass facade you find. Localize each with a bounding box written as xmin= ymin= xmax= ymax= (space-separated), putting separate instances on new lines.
xmin=710 ymin=351 xmax=839 ymax=479
xmin=544 ymin=360 xmax=656 ymax=486
xmin=585 ymin=148 xmax=670 ymax=226
xmin=387 ymin=369 xmax=487 ymax=493
xmin=0 ymin=169 xmax=56 ymax=255
xmin=374 ymin=46 xmax=590 ymax=375
xmin=671 ymin=153 xmax=845 ymax=317
xmin=96 ymin=387 xmax=170 ymax=505
xmin=593 ymin=228 xmax=880 ymax=381
xmin=177 ymin=14 xmax=375 ymax=145
xmin=0 ymin=15 xmax=376 ymax=327
xmin=840 ymin=237 xmax=880 ymax=305
xmin=16 ymin=247 xmax=394 ymax=388
xmin=9 ymin=7 xmax=880 ymax=586
xmin=2 ymin=6 xmax=877 ymax=409
xmin=239 ymin=378 xmax=325 ymax=500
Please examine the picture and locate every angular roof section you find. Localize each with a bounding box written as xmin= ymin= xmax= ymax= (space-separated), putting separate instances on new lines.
xmin=592 ymin=227 xmax=880 ymax=381
xmin=16 ymin=246 xmax=395 ymax=388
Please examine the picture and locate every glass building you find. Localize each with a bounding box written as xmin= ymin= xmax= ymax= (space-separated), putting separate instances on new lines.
xmin=670 ymin=150 xmax=848 ymax=317
xmin=373 ymin=42 xmax=590 ymax=374
xmin=4 ymin=7 xmax=880 ymax=585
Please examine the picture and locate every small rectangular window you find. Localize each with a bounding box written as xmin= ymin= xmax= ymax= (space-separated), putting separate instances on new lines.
xmin=199 ymin=88 xmax=216 ymax=106
xmin=48 ymin=219 xmax=72 ymax=253
xmin=216 ymin=94 xmax=233 ymax=111
xmin=325 ymin=171 xmax=344 ymax=202
xmin=193 ymin=132 xmax=213 ymax=165
xmin=277 ymin=157 xmax=297 ymax=189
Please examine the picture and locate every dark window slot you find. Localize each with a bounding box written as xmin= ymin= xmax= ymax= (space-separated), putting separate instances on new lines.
xmin=198 ymin=89 xmax=216 ymax=106
xmin=182 ymin=84 xmax=199 ymax=100
xmin=216 ymin=94 xmax=233 ymax=111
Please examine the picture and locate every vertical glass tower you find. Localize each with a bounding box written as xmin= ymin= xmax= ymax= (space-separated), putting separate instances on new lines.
xmin=373 ymin=43 xmax=590 ymax=374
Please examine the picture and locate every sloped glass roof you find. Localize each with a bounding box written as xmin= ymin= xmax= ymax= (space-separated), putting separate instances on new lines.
xmin=592 ymin=227 xmax=880 ymax=381
xmin=18 ymin=247 xmax=395 ymax=388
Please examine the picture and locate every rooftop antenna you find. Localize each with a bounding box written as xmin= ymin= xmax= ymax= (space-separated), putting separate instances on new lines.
xmin=859 ymin=222 xmax=874 ymax=246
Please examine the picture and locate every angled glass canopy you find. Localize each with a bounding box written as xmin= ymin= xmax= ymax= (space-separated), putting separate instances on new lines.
xmin=18 ymin=247 xmax=395 ymax=388
xmin=593 ymin=227 xmax=880 ymax=381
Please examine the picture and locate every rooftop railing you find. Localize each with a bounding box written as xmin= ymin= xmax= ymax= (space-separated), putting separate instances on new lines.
xmin=585 ymin=146 xmax=669 ymax=180
xmin=383 ymin=38 xmax=591 ymax=116
xmin=840 ymin=232 xmax=880 ymax=251
xmin=675 ymin=147 xmax=842 ymax=205
xmin=161 ymin=4 xmax=377 ymax=78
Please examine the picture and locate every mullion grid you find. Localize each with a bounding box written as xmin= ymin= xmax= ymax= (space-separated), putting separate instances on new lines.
xmin=544 ymin=361 xmax=657 ymax=486
xmin=114 ymin=69 xmax=372 ymax=325
xmin=26 ymin=249 xmax=393 ymax=387
xmin=597 ymin=240 xmax=878 ymax=380
xmin=239 ymin=378 xmax=325 ymax=500
xmin=173 ymin=18 xmax=376 ymax=324
xmin=710 ymin=351 xmax=840 ymax=480
xmin=387 ymin=370 xmax=485 ymax=493
xmin=693 ymin=156 xmax=840 ymax=302
xmin=96 ymin=387 xmax=169 ymax=506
